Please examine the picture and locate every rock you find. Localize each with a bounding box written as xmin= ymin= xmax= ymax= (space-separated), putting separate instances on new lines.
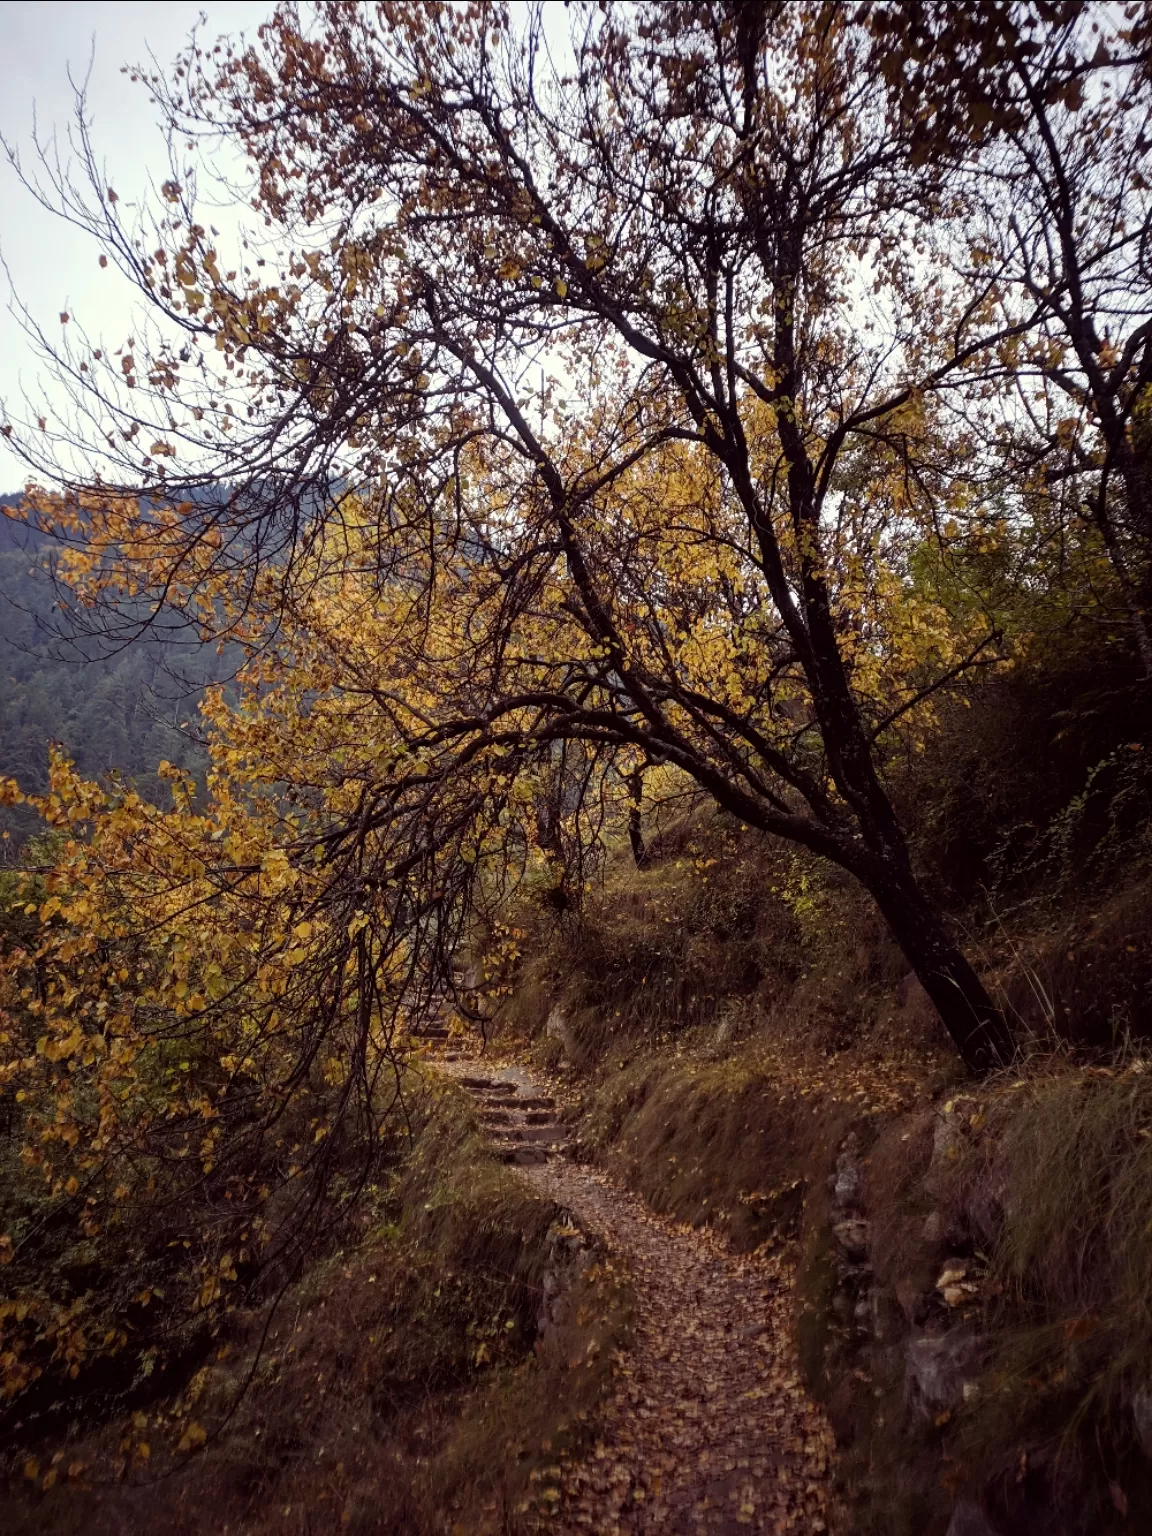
xmin=452 ymin=961 xmax=481 ymax=992
xmin=714 ymin=1010 xmax=737 ymax=1049
xmin=833 ymin=1135 xmax=862 ymax=1208
xmin=905 ymin=1331 xmax=990 ymax=1419
xmin=870 ymin=1287 xmax=907 ymax=1345
xmin=946 ymin=1499 xmax=1000 ymax=1536
xmin=536 ymin=1212 xmax=590 ymax=1341
xmin=834 ymin=1166 xmax=861 ymax=1205
xmin=966 ymin=1179 xmax=1006 ymax=1249
xmin=545 ymin=1005 xmax=573 ymax=1063
xmin=928 ymin=1097 xmax=979 ymax=1183
xmin=713 ymin=1001 xmax=752 ymax=1050
xmin=832 ymin=1218 xmax=869 ymax=1261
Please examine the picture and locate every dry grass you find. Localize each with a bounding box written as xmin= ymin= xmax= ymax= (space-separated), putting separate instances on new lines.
xmin=969 ymin=1065 xmax=1152 ymax=1446
xmin=822 ymin=1063 xmax=1152 ymax=1534
xmin=985 ymin=885 xmax=1152 ymax=1050
xmin=502 ymin=815 xmax=964 ymax=1077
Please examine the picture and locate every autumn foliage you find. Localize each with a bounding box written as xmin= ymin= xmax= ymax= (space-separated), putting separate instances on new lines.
xmin=1 ymin=0 xmax=1151 ymax=1437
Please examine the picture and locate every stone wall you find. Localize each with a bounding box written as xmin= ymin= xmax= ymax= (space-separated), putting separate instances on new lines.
xmin=803 ymin=1099 xmax=1152 ymax=1535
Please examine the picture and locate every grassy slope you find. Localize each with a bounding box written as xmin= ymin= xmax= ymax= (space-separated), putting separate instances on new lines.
xmin=0 ymin=1077 xmax=632 ymax=1536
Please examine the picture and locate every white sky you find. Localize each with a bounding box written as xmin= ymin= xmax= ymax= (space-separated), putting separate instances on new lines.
xmin=0 ymin=0 xmax=273 ymax=487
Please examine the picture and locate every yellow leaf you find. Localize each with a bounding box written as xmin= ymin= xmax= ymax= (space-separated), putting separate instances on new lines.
xmin=179 ymin=1420 xmax=208 ymax=1451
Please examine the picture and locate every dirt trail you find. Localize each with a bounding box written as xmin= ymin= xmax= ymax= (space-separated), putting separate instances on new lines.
xmin=439 ymin=1057 xmax=836 ymax=1534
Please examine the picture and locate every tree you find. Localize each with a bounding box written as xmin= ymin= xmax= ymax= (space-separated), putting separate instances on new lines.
xmin=0 ymin=504 xmax=615 ymax=1400
xmin=870 ymin=1 xmax=1152 ymax=672
xmin=0 ymin=551 xmax=429 ymax=1398
xmin=8 ymin=0 xmax=1108 ymax=1069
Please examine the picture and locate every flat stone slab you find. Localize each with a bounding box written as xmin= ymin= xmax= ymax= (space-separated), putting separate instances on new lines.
xmin=493 ymin=1125 xmax=567 ymax=1145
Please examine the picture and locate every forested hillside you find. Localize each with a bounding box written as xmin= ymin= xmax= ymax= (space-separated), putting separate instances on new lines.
xmin=0 ymin=497 xmax=229 ymax=847
xmin=1 ymin=4 xmax=1151 ymax=1534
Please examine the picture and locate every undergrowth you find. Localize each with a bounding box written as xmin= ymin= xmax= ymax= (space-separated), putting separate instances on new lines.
xmin=956 ymin=1065 xmax=1152 ymax=1520
xmin=0 ymin=1078 xmax=633 ymax=1535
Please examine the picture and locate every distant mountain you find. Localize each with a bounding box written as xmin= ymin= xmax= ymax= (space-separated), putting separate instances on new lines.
xmin=0 ymin=493 xmax=237 ymax=852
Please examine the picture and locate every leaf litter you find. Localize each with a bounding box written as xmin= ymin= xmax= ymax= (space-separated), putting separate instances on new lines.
xmin=526 ymin=1152 xmax=835 ymax=1530
xmin=441 ymin=1056 xmax=838 ymax=1532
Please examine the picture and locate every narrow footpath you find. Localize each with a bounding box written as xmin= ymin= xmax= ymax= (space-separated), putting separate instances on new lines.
xmin=438 ymin=1055 xmax=837 ymax=1534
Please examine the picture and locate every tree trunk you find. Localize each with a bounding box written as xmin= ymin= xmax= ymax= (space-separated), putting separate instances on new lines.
xmin=866 ymin=862 xmax=1015 ymax=1073
xmin=1093 ymin=468 xmax=1152 ymax=678
xmin=627 ymin=767 xmax=647 ymax=868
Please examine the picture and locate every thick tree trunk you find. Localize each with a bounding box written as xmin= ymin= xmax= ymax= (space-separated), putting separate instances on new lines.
xmin=725 ymin=452 xmax=1015 ymax=1073
xmin=865 ymin=861 xmax=1015 ymax=1073
xmin=1093 ymin=463 xmax=1152 ymax=678
xmin=1120 ymin=457 xmax=1152 ymax=668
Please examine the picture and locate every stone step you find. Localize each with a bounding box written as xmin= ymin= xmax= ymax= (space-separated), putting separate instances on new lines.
xmin=409 ymin=1026 xmax=450 ymax=1039
xmin=492 ymin=1125 xmax=567 ymax=1146
xmin=498 ymin=1146 xmax=548 ymax=1166
xmin=523 ymin=1109 xmax=557 ymax=1125
xmin=479 ymin=1109 xmax=513 ymax=1124
xmin=458 ymin=1076 xmax=502 ymax=1090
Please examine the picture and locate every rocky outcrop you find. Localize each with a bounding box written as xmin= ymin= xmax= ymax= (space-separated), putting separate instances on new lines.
xmin=1133 ymin=1384 xmax=1152 ymax=1458
xmin=807 ymin=1098 xmax=1112 ymax=1535
xmin=536 ymin=1209 xmax=593 ymax=1343
xmin=946 ymin=1502 xmax=1000 ymax=1536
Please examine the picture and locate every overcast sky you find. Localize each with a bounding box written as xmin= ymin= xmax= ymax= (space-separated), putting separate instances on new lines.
xmin=0 ymin=1 xmax=273 ymax=487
